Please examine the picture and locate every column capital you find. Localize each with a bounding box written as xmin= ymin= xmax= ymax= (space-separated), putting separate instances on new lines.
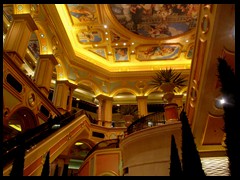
xmin=12 ymin=14 xmax=38 ymax=31
xmin=96 ymin=94 xmax=113 ymax=101
xmin=56 ymin=80 xmax=78 ymax=90
xmin=39 ymin=54 xmax=59 ymax=66
xmin=136 ymin=96 xmax=148 ymax=100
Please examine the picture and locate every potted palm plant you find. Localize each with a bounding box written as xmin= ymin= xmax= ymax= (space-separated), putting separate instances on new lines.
xmin=150 ymin=68 xmax=187 ymax=103
xmin=150 ymin=68 xmax=187 ymax=122
xmin=119 ymin=105 xmax=138 ymax=127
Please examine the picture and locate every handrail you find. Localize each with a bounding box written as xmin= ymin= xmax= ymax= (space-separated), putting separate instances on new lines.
xmin=84 ymin=138 xmax=120 ymax=161
xmin=83 ymin=112 xmax=165 ymax=161
xmin=2 ymin=109 xmax=84 ymax=167
xmin=126 ymin=111 xmax=166 ymax=135
xmin=3 ymin=51 xmax=61 ymax=117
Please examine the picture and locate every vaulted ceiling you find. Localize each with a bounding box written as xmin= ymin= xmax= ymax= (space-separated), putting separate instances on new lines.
xmin=55 ymin=4 xmax=199 ymax=72
xmin=46 ymin=4 xmax=200 ymax=104
xmin=3 ymin=3 xmax=236 ymax=165
xmin=3 ymin=4 xmax=201 ymax=104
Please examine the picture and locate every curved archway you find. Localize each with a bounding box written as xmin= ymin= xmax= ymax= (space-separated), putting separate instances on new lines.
xmin=98 ymin=171 xmax=118 ymax=176
xmin=4 ymin=107 xmax=38 ymax=141
xmin=7 ymin=107 xmax=38 ymax=132
xmin=78 ymin=79 xmax=102 ymax=95
xmin=111 ymin=87 xmax=138 ymax=97
xmin=66 ymin=138 xmax=95 ymax=175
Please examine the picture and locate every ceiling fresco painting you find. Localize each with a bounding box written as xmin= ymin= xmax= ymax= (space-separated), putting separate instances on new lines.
xmin=3 ymin=4 xmax=13 ymax=22
xmin=67 ymin=4 xmax=99 ymax=24
xmin=185 ymin=43 xmax=194 ymax=59
xmin=136 ymin=43 xmax=182 ymax=60
xmin=62 ymin=4 xmax=200 ymax=70
xmin=113 ymin=47 xmax=129 ymax=62
xmin=88 ymin=48 xmax=107 ymax=59
xmin=110 ymin=4 xmax=200 ymax=39
xmin=77 ymin=30 xmax=103 ymax=44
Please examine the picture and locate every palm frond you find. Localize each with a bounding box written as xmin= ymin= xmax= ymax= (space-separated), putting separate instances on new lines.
xmin=150 ymin=68 xmax=187 ymax=91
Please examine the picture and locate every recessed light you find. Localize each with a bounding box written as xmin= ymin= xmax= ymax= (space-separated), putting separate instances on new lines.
xmin=75 ymin=142 xmax=83 ymax=146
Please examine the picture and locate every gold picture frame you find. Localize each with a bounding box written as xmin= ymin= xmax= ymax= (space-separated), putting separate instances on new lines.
xmin=113 ymin=47 xmax=129 ymax=62
xmin=66 ymin=4 xmax=101 ymax=25
xmin=201 ymin=15 xmax=210 ymax=34
xmin=136 ymin=43 xmax=182 ymax=61
xmin=204 ymin=4 xmax=213 ymax=13
xmin=185 ymin=43 xmax=194 ymax=59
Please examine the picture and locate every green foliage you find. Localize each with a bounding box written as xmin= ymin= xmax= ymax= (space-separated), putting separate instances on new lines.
xmin=150 ymin=68 xmax=187 ymax=91
xmin=120 ymin=105 xmax=139 ymax=122
xmin=9 ymin=137 xmax=25 ymax=176
xmin=180 ymin=110 xmax=205 ymax=176
xmin=119 ymin=105 xmax=138 ymax=115
xmin=217 ymin=57 xmax=240 ymax=176
xmin=170 ymin=134 xmax=183 ymax=176
xmin=54 ymin=164 xmax=59 ymax=176
xmin=41 ymin=151 xmax=50 ymax=176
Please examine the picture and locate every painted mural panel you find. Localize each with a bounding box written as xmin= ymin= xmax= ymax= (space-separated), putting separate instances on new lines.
xmin=3 ymin=4 xmax=13 ymax=21
xmin=77 ymin=30 xmax=103 ymax=44
xmin=28 ymin=40 xmax=40 ymax=59
xmin=136 ymin=44 xmax=181 ymax=60
xmin=185 ymin=43 xmax=194 ymax=59
xmin=113 ymin=47 xmax=129 ymax=62
xmin=88 ymin=48 xmax=107 ymax=59
xmin=110 ymin=4 xmax=200 ymax=38
xmin=67 ymin=4 xmax=98 ymax=24
xmin=110 ymin=32 xmax=122 ymax=43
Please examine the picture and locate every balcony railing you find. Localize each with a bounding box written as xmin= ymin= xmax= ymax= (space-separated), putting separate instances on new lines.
xmin=127 ymin=111 xmax=166 ymax=135
xmin=2 ymin=109 xmax=84 ymax=167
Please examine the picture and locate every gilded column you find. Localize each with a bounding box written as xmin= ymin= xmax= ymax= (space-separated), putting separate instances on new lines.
xmin=34 ymin=54 xmax=58 ymax=97
xmin=104 ymin=96 xmax=113 ymax=127
xmin=97 ymin=99 xmax=103 ymax=126
xmin=52 ymin=80 xmax=74 ymax=114
xmin=67 ymin=83 xmax=78 ymax=112
xmin=4 ymin=14 xmax=38 ymax=67
xmin=96 ymin=95 xmax=113 ymax=127
xmin=136 ymin=96 xmax=148 ymax=117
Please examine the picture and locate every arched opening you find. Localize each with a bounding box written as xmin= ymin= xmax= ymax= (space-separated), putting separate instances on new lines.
xmin=67 ymin=139 xmax=94 ymax=176
xmin=4 ymin=107 xmax=38 ymax=141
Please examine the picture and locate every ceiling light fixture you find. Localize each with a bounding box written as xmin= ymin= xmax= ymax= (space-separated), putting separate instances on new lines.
xmin=75 ymin=142 xmax=83 ymax=146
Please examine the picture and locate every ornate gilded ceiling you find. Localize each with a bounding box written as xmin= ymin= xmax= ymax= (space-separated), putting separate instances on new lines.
xmin=3 ymin=4 xmax=200 ymax=103
xmin=58 ymin=4 xmax=200 ymax=73
xmin=110 ymin=4 xmax=199 ymax=38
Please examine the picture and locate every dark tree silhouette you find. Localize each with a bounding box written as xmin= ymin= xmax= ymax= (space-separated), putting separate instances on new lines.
xmin=41 ymin=151 xmax=50 ymax=176
xmin=180 ymin=110 xmax=205 ymax=176
xmin=62 ymin=164 xmax=69 ymax=176
xmin=9 ymin=136 xmax=26 ymax=176
xmin=217 ymin=57 xmax=240 ymax=176
xmin=54 ymin=164 xmax=59 ymax=176
xmin=170 ymin=134 xmax=183 ymax=176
